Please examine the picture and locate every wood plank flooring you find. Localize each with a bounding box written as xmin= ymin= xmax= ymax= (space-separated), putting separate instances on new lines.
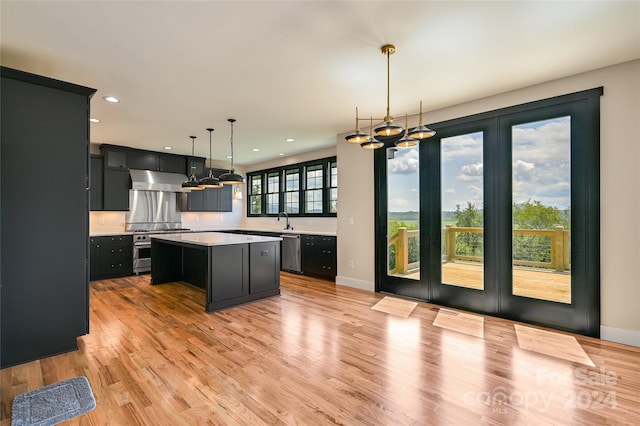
xmin=2 ymin=273 xmax=639 ymax=425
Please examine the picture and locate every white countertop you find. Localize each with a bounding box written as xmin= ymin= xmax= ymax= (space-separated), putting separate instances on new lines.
xmin=150 ymin=232 xmax=282 ymax=247
xmin=91 ymin=228 xmax=336 ymax=237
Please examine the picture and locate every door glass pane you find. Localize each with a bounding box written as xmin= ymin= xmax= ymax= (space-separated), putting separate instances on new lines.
xmin=441 ymin=132 xmax=484 ymax=289
xmin=512 ymin=117 xmax=571 ymax=303
xmin=387 ymin=146 xmax=420 ymax=280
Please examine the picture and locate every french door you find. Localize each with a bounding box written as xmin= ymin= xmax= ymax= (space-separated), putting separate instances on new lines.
xmin=375 ymin=88 xmax=602 ymax=337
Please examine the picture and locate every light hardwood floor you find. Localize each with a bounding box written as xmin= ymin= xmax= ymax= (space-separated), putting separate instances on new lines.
xmin=1 ymin=273 xmax=639 ymax=425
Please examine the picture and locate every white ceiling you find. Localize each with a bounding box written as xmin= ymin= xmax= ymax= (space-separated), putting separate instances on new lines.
xmin=2 ymin=1 xmax=639 ymax=166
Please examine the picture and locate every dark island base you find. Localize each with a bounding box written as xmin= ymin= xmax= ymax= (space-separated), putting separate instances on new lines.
xmin=151 ymin=237 xmax=281 ymax=313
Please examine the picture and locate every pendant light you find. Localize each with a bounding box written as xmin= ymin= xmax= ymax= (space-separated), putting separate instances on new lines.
xmin=182 ymin=136 xmax=204 ymax=191
xmin=218 ymin=118 xmax=245 ymax=185
xmin=407 ymin=100 xmax=435 ymax=140
xmin=345 ymin=107 xmax=370 ymax=144
xmin=360 ymin=117 xmax=384 ymax=150
xmin=198 ymin=128 xmax=222 ymax=188
xmin=395 ymin=114 xmax=417 ymax=148
xmin=345 ymin=44 xmax=436 ymax=149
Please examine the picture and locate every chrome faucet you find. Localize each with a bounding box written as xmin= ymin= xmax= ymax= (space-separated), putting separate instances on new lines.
xmin=277 ymin=211 xmax=292 ymax=230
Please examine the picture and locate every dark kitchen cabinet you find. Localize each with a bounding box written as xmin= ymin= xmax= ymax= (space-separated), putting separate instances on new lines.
xmin=103 ymin=168 xmax=131 ymax=211
xmin=127 ymin=150 xmax=159 ymax=171
xmin=180 ymin=168 xmax=232 ymax=212
xmin=90 ymin=235 xmax=133 ymax=280
xmin=1 ymin=67 xmax=96 ymax=368
xmin=187 ymin=157 xmax=206 ymax=178
xmin=90 ymin=155 xmax=104 ymax=211
xmin=302 ymin=235 xmax=337 ymax=280
xmin=250 ymin=241 xmax=281 ymax=294
xmin=181 ymin=188 xmax=232 ymax=212
xmin=105 ymin=149 xmax=127 ymax=169
xmin=159 ymin=153 xmax=186 ymax=173
xmin=90 ymin=237 xmax=102 ymax=278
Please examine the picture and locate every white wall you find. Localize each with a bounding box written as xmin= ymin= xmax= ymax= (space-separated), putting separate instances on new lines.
xmin=337 ymin=60 xmax=640 ymax=346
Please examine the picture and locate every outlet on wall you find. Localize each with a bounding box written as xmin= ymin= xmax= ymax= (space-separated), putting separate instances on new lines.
xmin=349 ymin=260 xmax=355 ymax=269
xmin=99 ymin=218 xmax=105 ymax=225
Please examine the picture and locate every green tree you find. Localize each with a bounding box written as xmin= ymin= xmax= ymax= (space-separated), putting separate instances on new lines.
xmin=512 ymin=200 xmax=570 ymax=264
xmin=453 ymin=202 xmax=483 ymax=257
xmin=512 ymin=200 xmax=569 ymax=229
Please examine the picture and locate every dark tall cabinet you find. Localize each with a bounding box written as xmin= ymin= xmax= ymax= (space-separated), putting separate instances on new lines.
xmin=1 ymin=67 xmax=96 ymax=368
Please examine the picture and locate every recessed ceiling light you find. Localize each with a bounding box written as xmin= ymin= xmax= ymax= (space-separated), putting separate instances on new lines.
xmin=163 ymin=146 xmax=172 ymax=150
xmin=89 ymin=118 xmax=100 ymax=123
xmin=279 ymin=153 xmax=284 ymax=156
xmin=252 ymin=148 xmax=260 ymax=152
xmin=285 ymin=138 xmax=294 ymax=142
xmin=103 ymin=96 xmax=120 ymax=103
xmin=226 ymin=155 xmax=232 ymax=159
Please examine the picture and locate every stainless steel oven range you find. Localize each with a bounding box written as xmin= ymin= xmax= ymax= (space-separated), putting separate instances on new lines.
xmin=131 ymin=229 xmax=191 ymax=274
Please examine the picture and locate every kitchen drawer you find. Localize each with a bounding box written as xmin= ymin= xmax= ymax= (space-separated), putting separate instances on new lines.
xmin=90 ymin=235 xmax=133 ymax=280
xmin=301 ymin=235 xmax=336 ymax=280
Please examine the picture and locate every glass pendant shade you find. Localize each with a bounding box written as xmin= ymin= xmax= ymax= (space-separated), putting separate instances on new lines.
xmin=408 ymin=100 xmax=436 ymax=140
xmin=396 ymin=115 xmax=418 ymax=148
xmin=345 ymin=129 xmax=371 ymax=144
xmin=360 ymin=116 xmax=384 ymax=150
xmin=346 ymin=107 xmax=372 ymax=144
xmin=182 ymin=136 xmax=205 ymax=191
xmin=219 ymin=118 xmax=244 ymax=184
xmin=374 ymin=120 xmax=404 ymax=137
xmin=199 ymin=128 xmax=222 ymax=188
xmin=408 ymin=125 xmax=436 ymax=140
xmin=360 ymin=139 xmax=385 ymax=150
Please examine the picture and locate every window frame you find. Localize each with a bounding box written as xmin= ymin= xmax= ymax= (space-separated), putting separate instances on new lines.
xmin=246 ymin=156 xmax=337 ymax=217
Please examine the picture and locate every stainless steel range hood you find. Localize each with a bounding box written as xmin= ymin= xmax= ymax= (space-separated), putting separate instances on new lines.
xmin=129 ymin=169 xmax=188 ymax=192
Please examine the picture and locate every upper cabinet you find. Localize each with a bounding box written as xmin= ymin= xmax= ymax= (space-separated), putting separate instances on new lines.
xmin=187 ymin=157 xmax=206 ymax=178
xmin=97 ymin=145 xmax=205 ymax=211
xmin=180 ymin=168 xmax=232 ymax=212
xmin=159 ymin=154 xmax=186 ymax=174
xmin=90 ymin=155 xmax=104 ymax=211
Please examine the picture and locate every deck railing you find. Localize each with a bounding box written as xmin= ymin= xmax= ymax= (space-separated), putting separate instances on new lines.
xmin=388 ymin=227 xmax=420 ymax=274
xmin=388 ymin=226 xmax=571 ymax=275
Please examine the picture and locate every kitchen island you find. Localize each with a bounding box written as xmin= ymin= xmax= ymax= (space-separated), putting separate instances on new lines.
xmin=151 ymin=232 xmax=281 ymax=312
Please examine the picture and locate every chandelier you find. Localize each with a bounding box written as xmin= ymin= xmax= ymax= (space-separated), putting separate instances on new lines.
xmin=345 ymin=44 xmax=435 ymax=149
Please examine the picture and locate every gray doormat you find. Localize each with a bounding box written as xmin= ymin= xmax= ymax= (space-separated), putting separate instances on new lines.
xmin=12 ymin=376 xmax=96 ymax=426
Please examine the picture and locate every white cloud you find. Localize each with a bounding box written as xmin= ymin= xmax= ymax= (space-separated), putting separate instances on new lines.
xmin=457 ymin=162 xmax=483 ymax=182
xmin=388 ymin=146 xmax=419 ymax=175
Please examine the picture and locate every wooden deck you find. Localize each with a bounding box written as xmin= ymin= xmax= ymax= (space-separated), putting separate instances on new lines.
xmin=402 ymin=261 xmax=571 ymax=303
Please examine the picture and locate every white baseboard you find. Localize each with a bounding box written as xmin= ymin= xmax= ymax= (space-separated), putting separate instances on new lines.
xmin=600 ymin=325 xmax=640 ymax=347
xmin=335 ymin=275 xmax=374 ymax=292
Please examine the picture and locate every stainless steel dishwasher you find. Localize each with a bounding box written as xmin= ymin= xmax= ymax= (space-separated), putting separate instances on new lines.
xmin=280 ymin=234 xmax=302 ymax=273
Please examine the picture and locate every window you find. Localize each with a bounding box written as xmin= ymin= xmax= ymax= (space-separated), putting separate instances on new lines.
xmin=284 ymin=168 xmax=300 ymax=214
xmin=266 ymin=171 xmax=280 ymax=214
xmin=247 ymin=156 xmax=336 ymax=217
xmin=248 ymin=174 xmax=262 ymax=215
xmin=329 ymin=161 xmax=338 ymax=214
xmin=305 ymin=164 xmax=323 ymax=214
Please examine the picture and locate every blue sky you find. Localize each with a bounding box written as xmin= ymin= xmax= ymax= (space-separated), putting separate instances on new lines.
xmin=387 ymin=116 xmax=571 ymax=212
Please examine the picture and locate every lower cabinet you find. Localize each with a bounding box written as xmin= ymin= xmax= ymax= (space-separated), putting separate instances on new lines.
xmin=301 ymin=235 xmax=337 ymax=280
xmin=250 ymin=241 xmax=281 ymax=293
xmin=90 ymin=235 xmax=133 ymax=280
